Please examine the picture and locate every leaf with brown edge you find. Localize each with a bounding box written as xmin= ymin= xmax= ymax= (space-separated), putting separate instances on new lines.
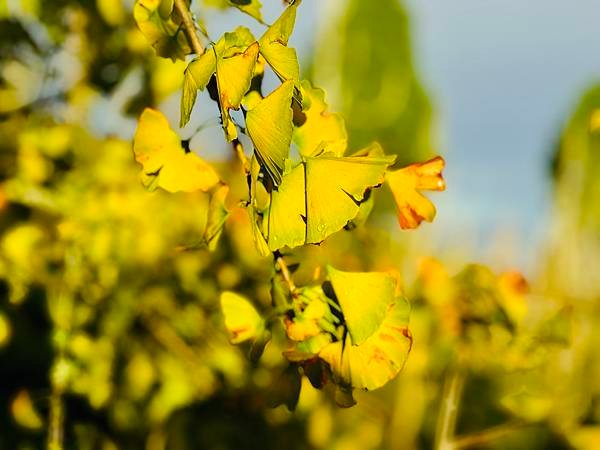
xmin=386 ymin=156 xmax=445 ymax=229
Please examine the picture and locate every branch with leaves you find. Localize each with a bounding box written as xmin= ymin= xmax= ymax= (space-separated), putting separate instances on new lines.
xmin=132 ymin=0 xmax=445 ymax=407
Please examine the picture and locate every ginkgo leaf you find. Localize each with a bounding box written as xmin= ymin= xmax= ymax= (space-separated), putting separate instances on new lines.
xmin=214 ymin=27 xmax=259 ymax=141
xmin=327 ymin=266 xmax=399 ymax=346
xmin=386 ymin=156 xmax=445 ymax=229
xmin=319 ymin=297 xmax=412 ymax=391
xmin=246 ymin=80 xmax=294 ymax=186
xmin=264 ymin=151 xmax=394 ymax=250
xmin=133 ymin=0 xmax=191 ymax=61
xmin=133 ymin=108 xmax=220 ymax=193
xmin=258 ymin=1 xmax=300 ymax=81
xmin=293 ymin=80 xmax=347 ymax=157
xmin=265 ymin=153 xmax=395 ymax=250
xmin=203 ymin=184 xmax=229 ymax=251
xmin=215 ymin=29 xmax=259 ymax=110
xmin=220 ymin=291 xmax=264 ymax=344
xmin=180 ymin=50 xmax=216 ymax=127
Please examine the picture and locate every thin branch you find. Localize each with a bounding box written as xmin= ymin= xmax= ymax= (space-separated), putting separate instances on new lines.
xmin=173 ymin=0 xmax=204 ymax=56
xmin=434 ymin=369 xmax=465 ymax=450
xmin=453 ymin=420 xmax=527 ymax=449
xmin=47 ymin=392 xmax=64 ymax=450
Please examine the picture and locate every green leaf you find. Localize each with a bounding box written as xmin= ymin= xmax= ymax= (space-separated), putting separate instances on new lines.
xmin=133 ymin=0 xmax=191 ymax=61
xmin=133 ymin=108 xmax=220 ymax=193
xmin=264 ymin=151 xmax=395 ymax=250
xmin=203 ymin=184 xmax=229 ymax=251
xmin=180 ymin=50 xmax=216 ymax=127
xmin=220 ymin=291 xmax=265 ymax=344
xmin=327 ymin=266 xmax=396 ymax=345
xmin=293 ymin=80 xmax=347 ymax=157
xmin=258 ymin=1 xmax=300 ymax=81
xmin=246 ymin=80 xmax=294 ymax=186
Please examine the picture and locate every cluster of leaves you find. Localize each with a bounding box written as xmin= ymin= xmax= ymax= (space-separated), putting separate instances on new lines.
xmin=132 ymin=0 xmax=445 ymax=405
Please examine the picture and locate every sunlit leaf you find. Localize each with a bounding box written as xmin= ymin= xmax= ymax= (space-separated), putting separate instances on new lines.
xmin=258 ymin=1 xmax=300 ymax=81
xmin=133 ymin=0 xmax=191 ymax=61
xmin=265 ymin=151 xmax=395 ymax=250
xmin=327 ymin=266 xmax=399 ymax=346
xmin=386 ymin=156 xmax=445 ymax=229
xmin=220 ymin=291 xmax=264 ymax=344
xmin=293 ymin=80 xmax=347 ymax=157
xmin=213 ymin=27 xmax=259 ymax=141
xmin=246 ymin=80 xmax=294 ymax=186
xmin=133 ymin=108 xmax=220 ymax=193
xmin=180 ymin=50 xmax=216 ymax=127
xmin=214 ymin=28 xmax=258 ymax=110
xmin=319 ymin=294 xmax=412 ymax=391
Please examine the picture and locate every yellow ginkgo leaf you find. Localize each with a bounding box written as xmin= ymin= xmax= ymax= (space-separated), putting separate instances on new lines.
xmin=327 ymin=266 xmax=399 ymax=346
xmin=180 ymin=50 xmax=216 ymax=127
xmin=133 ymin=0 xmax=191 ymax=61
xmin=319 ymin=298 xmax=412 ymax=391
xmin=293 ymin=80 xmax=347 ymax=157
xmin=318 ymin=268 xmax=411 ymax=391
xmin=258 ymin=1 xmax=300 ymax=81
xmin=220 ymin=291 xmax=264 ymax=344
xmin=386 ymin=156 xmax=445 ymax=229
xmin=264 ymin=151 xmax=395 ymax=250
xmin=246 ymin=80 xmax=294 ymax=186
xmin=214 ymin=27 xmax=259 ymax=141
xmin=133 ymin=108 xmax=220 ymax=193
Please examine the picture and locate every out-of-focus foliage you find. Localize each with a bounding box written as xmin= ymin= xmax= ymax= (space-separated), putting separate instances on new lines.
xmin=544 ymin=84 xmax=600 ymax=301
xmin=312 ymin=0 xmax=433 ymax=166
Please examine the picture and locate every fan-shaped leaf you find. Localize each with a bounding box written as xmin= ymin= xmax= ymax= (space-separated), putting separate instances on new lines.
xmin=386 ymin=156 xmax=445 ymax=229
xmin=246 ymin=80 xmax=294 ymax=186
xmin=258 ymin=1 xmax=300 ymax=81
xmin=293 ymin=80 xmax=347 ymax=157
xmin=265 ymin=151 xmax=394 ymax=250
xmin=319 ymin=296 xmax=412 ymax=391
xmin=180 ymin=50 xmax=216 ymax=127
xmin=133 ymin=108 xmax=220 ymax=193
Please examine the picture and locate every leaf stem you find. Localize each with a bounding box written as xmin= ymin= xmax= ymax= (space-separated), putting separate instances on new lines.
xmin=276 ymin=255 xmax=296 ymax=293
xmin=173 ymin=0 xmax=204 ymax=56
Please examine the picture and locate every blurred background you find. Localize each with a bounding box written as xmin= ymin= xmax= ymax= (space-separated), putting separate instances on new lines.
xmin=1 ymin=0 xmax=599 ymax=449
